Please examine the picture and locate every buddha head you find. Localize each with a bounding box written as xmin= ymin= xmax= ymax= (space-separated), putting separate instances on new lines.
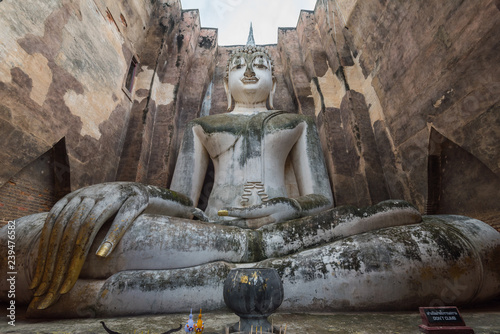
xmin=224 ymin=45 xmax=277 ymax=111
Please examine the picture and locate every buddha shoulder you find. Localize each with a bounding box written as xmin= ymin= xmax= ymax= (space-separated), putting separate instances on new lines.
xmin=188 ymin=111 xmax=312 ymax=135
xmin=264 ymin=112 xmax=313 ymax=131
xmin=189 ymin=113 xmax=250 ymax=135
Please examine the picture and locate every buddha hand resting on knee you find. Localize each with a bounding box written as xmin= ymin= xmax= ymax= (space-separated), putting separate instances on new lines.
xmin=28 ymin=182 xmax=194 ymax=310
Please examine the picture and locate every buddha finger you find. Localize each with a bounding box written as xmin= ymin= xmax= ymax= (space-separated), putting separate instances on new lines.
xmin=95 ymin=195 xmax=149 ymax=257
xmin=34 ymin=196 xmax=83 ymax=297
xmin=246 ymin=216 xmax=275 ymax=229
xmin=59 ymin=199 xmax=124 ymax=294
xmin=219 ymin=204 xmax=272 ymax=219
xmin=29 ymin=197 xmax=69 ymax=290
xmin=221 ymin=198 xmax=301 ymax=219
xmin=27 ymin=295 xmax=44 ymax=313
xmin=30 ymin=189 xmax=86 ymax=290
xmin=36 ymin=198 xmax=96 ymax=310
xmin=191 ymin=208 xmax=212 ymax=222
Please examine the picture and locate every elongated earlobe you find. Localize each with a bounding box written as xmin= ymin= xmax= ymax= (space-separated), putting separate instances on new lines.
xmin=269 ymin=77 xmax=277 ymax=110
xmin=224 ymin=79 xmax=232 ymax=111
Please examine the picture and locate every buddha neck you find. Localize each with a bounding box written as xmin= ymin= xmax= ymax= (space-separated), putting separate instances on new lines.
xmin=231 ymin=101 xmax=269 ymax=115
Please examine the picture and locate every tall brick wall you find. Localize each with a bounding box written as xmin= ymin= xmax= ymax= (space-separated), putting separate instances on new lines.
xmin=336 ymin=0 xmax=500 ymax=228
xmin=0 ymin=139 xmax=71 ymax=227
xmin=0 ymin=0 xmax=158 ymax=191
xmin=0 ymin=150 xmax=56 ymax=227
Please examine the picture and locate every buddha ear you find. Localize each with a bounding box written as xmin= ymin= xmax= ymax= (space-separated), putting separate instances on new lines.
xmin=224 ymin=77 xmax=232 ymax=111
xmin=268 ymin=76 xmax=277 ymax=110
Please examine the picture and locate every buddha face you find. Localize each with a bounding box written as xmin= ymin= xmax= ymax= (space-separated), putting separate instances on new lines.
xmin=226 ymin=51 xmax=275 ymax=105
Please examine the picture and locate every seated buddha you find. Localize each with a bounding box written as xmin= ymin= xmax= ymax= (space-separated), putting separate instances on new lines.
xmin=1 ymin=36 xmax=499 ymax=318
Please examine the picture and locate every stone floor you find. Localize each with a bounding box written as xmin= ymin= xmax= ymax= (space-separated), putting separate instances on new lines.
xmin=1 ymin=301 xmax=500 ymax=334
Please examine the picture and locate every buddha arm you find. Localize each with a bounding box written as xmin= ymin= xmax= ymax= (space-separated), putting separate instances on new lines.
xmin=290 ymin=117 xmax=334 ymax=216
xmin=170 ymin=121 xmax=209 ymax=207
xmin=142 ymin=185 xmax=194 ymax=218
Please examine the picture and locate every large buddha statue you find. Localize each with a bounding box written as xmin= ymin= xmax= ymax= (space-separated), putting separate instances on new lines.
xmin=1 ymin=35 xmax=499 ymax=318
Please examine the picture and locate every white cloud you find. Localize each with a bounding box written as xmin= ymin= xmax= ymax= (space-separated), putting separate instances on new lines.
xmin=180 ymin=0 xmax=317 ymax=45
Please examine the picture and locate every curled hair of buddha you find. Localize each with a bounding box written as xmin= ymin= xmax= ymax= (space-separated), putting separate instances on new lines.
xmin=225 ymin=46 xmax=275 ymax=79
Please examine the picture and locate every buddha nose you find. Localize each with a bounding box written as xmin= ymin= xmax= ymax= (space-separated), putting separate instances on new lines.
xmin=244 ymin=63 xmax=255 ymax=77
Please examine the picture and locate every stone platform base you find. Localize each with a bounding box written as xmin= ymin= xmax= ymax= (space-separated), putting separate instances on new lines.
xmin=419 ymin=324 xmax=474 ymax=333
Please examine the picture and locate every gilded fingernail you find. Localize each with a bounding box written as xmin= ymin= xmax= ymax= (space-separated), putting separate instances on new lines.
xmin=37 ymin=293 xmax=54 ymax=310
xmin=28 ymin=296 xmax=41 ymax=312
xmin=96 ymin=241 xmax=112 ymax=257
xmin=29 ymin=279 xmax=38 ymax=290
xmin=60 ymin=280 xmax=73 ymax=294
xmin=218 ymin=210 xmax=229 ymax=216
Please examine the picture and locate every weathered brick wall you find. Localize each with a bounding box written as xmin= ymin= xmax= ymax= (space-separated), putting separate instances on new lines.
xmin=0 ymin=139 xmax=70 ymax=227
xmin=116 ymin=1 xmax=183 ymax=184
xmin=0 ymin=0 xmax=158 ymax=191
xmin=336 ymin=0 xmax=500 ymax=226
xmin=0 ymin=150 xmax=56 ymax=226
xmin=295 ymin=0 xmax=499 ymax=228
xmin=340 ymin=0 xmax=500 ymax=210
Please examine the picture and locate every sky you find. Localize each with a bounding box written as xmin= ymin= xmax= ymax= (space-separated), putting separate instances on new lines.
xmin=180 ymin=0 xmax=318 ymax=45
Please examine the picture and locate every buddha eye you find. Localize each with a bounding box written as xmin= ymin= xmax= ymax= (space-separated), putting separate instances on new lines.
xmin=231 ymin=57 xmax=245 ymax=70
xmin=253 ymin=57 xmax=268 ymax=69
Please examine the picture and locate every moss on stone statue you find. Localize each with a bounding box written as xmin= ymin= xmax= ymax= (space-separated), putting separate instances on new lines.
xmin=191 ymin=111 xmax=310 ymax=135
xmin=342 ymin=250 xmax=363 ymax=272
xmin=108 ymin=263 xmax=233 ymax=293
xmin=146 ymin=184 xmax=193 ymax=206
xmin=295 ymin=194 xmax=332 ymax=213
xmin=418 ymin=217 xmax=474 ymax=261
xmin=261 ymin=214 xmax=483 ymax=282
xmin=247 ymin=230 xmax=265 ymax=262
